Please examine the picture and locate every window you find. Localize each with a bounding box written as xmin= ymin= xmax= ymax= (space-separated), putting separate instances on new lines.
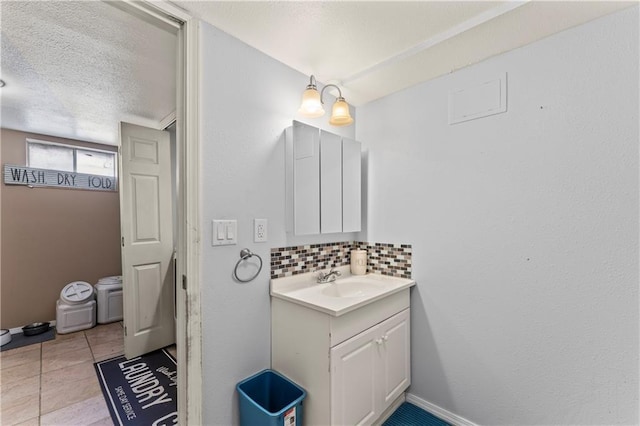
xmin=27 ymin=139 xmax=117 ymax=178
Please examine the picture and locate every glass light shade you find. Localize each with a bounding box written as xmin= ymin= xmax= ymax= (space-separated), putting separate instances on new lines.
xmin=298 ymin=88 xmax=325 ymax=118
xmin=329 ymin=98 xmax=353 ymax=126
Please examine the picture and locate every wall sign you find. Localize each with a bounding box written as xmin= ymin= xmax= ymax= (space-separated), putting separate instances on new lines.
xmin=3 ymin=164 xmax=117 ymax=192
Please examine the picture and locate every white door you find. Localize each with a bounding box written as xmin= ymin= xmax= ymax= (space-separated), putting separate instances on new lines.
xmin=320 ymin=130 xmax=342 ymax=233
xmin=120 ymin=122 xmax=175 ymax=359
xmin=293 ymin=121 xmax=320 ymax=235
xmin=331 ymin=325 xmax=379 ymax=426
xmin=342 ymin=138 xmax=361 ymax=232
xmin=378 ymin=309 xmax=411 ymax=410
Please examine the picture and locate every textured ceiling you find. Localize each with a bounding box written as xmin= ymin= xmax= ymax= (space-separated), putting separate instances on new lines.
xmin=0 ymin=1 xmax=635 ymax=146
xmin=0 ymin=1 xmax=176 ymax=146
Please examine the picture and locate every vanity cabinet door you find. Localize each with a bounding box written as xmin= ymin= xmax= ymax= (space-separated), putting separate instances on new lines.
xmin=293 ymin=122 xmax=320 ymax=235
xmin=330 ymin=309 xmax=411 ymax=425
xmin=331 ymin=324 xmax=379 ymax=426
xmin=342 ymin=138 xmax=361 ymax=232
xmin=378 ymin=309 xmax=411 ymax=411
xmin=320 ymin=131 xmax=343 ymax=234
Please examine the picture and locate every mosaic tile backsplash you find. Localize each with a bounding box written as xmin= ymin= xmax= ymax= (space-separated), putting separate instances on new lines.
xmin=271 ymin=241 xmax=412 ymax=279
xmin=354 ymin=242 xmax=412 ymax=279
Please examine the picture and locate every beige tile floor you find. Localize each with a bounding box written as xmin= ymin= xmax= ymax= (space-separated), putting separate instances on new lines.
xmin=0 ymin=322 xmax=177 ymax=426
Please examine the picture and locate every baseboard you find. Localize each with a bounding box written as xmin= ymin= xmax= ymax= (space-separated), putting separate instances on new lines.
xmin=9 ymin=320 xmax=57 ymax=334
xmin=406 ymin=393 xmax=478 ymax=426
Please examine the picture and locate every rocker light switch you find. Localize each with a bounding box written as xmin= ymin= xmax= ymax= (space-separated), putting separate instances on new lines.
xmin=212 ymin=220 xmax=237 ymax=246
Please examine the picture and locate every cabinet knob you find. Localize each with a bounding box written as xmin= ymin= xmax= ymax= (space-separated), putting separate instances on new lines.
xmin=375 ymin=338 xmax=383 ymax=345
xmin=382 ymin=335 xmax=389 ymax=342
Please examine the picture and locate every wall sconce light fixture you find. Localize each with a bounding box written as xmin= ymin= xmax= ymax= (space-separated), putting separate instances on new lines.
xmin=298 ymin=75 xmax=353 ymax=126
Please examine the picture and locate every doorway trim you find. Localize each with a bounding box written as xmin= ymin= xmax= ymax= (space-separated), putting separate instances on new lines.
xmin=118 ymin=1 xmax=202 ymax=425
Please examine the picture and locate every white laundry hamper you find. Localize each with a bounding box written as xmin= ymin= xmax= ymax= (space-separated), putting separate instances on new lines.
xmin=95 ymin=276 xmax=123 ymax=324
xmin=56 ymin=281 xmax=96 ymax=334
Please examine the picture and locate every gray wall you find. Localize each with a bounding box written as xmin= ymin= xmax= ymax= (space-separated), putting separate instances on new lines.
xmin=356 ymin=7 xmax=638 ymax=425
xmin=198 ymin=22 xmax=357 ymax=425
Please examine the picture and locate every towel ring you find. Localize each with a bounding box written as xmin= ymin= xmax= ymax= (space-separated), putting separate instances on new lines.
xmin=233 ymin=248 xmax=263 ymax=283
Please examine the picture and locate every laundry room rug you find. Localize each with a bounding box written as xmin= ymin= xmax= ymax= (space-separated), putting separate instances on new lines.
xmin=0 ymin=327 xmax=56 ymax=352
xmin=95 ymin=349 xmax=177 ymax=426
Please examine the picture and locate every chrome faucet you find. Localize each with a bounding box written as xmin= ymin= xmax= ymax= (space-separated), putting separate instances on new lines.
xmin=317 ymin=268 xmax=342 ymax=283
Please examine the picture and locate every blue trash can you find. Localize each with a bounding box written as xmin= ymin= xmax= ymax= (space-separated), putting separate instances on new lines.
xmin=237 ymin=369 xmax=306 ymax=426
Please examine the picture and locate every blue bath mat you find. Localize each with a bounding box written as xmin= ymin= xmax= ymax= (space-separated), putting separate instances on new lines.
xmin=383 ymin=402 xmax=451 ymax=426
xmin=95 ymin=349 xmax=177 ymax=426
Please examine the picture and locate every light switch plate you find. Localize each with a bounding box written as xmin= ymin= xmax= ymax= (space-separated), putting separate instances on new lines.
xmin=212 ymin=219 xmax=237 ymax=246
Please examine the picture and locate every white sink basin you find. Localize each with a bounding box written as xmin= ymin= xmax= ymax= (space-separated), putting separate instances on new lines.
xmin=271 ymin=267 xmax=415 ymax=316
xmin=320 ymin=277 xmax=385 ymax=298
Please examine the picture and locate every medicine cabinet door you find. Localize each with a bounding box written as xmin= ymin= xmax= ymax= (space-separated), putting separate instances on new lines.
xmin=342 ymin=138 xmax=361 ymax=232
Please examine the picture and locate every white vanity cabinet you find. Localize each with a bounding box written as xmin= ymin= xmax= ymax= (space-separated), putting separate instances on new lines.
xmin=271 ymin=289 xmax=411 ymax=426
xmin=285 ymin=121 xmax=362 ymax=235
xmin=331 ymin=309 xmax=410 ymax=426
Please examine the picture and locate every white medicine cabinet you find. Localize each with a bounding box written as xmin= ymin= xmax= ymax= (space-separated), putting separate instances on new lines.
xmin=285 ymin=121 xmax=362 ymax=235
